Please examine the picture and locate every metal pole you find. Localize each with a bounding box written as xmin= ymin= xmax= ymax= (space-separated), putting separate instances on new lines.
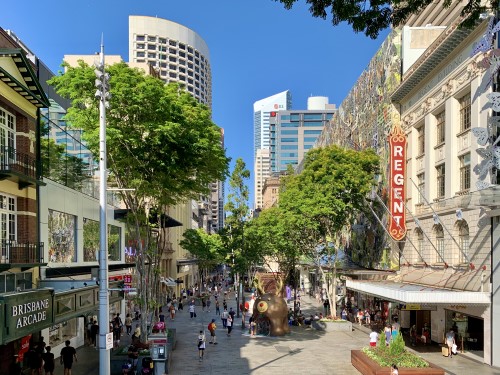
xmin=97 ymin=38 xmax=110 ymax=375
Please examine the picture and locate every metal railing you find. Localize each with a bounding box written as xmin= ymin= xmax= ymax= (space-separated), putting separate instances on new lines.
xmin=0 ymin=146 xmax=37 ymax=180
xmin=0 ymin=241 xmax=44 ymax=264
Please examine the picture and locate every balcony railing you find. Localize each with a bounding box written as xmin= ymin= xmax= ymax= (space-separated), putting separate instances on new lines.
xmin=0 ymin=146 xmax=38 ymax=181
xmin=0 ymin=241 xmax=44 ymax=265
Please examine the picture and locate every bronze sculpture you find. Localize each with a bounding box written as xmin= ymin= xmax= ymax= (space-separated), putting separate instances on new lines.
xmin=252 ymin=277 xmax=290 ymax=336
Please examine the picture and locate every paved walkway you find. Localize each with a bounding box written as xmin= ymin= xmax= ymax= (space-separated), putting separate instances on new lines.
xmin=66 ymin=292 xmax=500 ymax=375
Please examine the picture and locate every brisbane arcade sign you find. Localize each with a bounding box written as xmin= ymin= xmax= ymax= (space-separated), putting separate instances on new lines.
xmin=388 ymin=122 xmax=407 ymax=241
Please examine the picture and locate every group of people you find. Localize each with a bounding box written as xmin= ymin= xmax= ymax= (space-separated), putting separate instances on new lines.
xmin=368 ymin=318 xmax=401 ymax=347
xmin=25 ymin=338 xmax=77 ymax=375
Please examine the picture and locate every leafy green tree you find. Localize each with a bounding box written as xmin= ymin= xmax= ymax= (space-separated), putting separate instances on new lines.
xmin=180 ymin=229 xmax=224 ymax=287
xmin=279 ymin=145 xmax=379 ymax=316
xmin=275 ymin=0 xmax=488 ymax=38
xmin=223 ymin=158 xmax=250 ymax=320
xmin=49 ymin=61 xmax=229 ymax=337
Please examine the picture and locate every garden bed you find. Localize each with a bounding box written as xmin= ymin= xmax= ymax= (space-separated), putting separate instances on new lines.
xmin=351 ymin=350 xmax=444 ymax=375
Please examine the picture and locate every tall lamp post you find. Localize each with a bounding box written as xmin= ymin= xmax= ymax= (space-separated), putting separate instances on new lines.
xmin=95 ymin=38 xmax=111 ymax=375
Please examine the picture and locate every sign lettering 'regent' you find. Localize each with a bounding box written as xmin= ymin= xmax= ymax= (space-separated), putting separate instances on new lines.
xmin=388 ymin=122 xmax=407 ymax=240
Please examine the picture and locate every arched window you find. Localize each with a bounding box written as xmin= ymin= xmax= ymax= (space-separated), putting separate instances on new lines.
xmin=458 ymin=221 xmax=469 ymax=264
xmin=434 ymin=224 xmax=444 ymax=263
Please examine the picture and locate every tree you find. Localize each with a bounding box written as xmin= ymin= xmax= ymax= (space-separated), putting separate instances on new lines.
xmin=180 ymin=229 xmax=224 ymax=287
xmin=223 ymin=158 xmax=250 ymax=322
xmin=279 ymin=145 xmax=379 ymax=317
xmin=275 ymin=0 xmax=489 ymax=39
xmin=49 ymin=61 xmax=229 ymax=339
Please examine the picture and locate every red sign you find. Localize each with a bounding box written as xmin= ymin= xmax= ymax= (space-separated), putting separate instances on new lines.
xmin=388 ymin=122 xmax=407 ymax=240
xmin=17 ymin=334 xmax=31 ymax=362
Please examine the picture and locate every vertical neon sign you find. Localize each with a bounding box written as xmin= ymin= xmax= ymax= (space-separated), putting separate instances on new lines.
xmin=388 ymin=122 xmax=407 ymax=240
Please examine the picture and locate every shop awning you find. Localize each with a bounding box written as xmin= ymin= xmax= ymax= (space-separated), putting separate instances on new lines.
xmin=160 ymin=277 xmax=177 ymax=287
xmin=346 ymin=280 xmax=490 ymax=305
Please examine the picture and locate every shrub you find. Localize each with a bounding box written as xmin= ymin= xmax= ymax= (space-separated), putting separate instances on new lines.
xmin=363 ymin=332 xmax=429 ymax=368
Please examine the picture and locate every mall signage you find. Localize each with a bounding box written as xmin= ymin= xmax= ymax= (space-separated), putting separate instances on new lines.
xmin=388 ymin=122 xmax=407 ymax=241
xmin=0 ymin=289 xmax=54 ymax=344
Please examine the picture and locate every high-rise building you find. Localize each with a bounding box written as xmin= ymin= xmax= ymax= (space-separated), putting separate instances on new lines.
xmin=129 ymin=15 xmax=212 ymax=107
xmin=269 ymin=96 xmax=336 ymax=172
xmin=253 ymin=90 xmax=292 ymax=153
xmin=253 ymin=91 xmax=291 ymax=208
xmin=254 ymin=149 xmax=271 ymax=210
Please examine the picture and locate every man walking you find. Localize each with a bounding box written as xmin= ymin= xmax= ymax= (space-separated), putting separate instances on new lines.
xmin=188 ymin=299 xmax=196 ymax=318
xmin=208 ymin=319 xmax=218 ymax=344
xmin=60 ymin=340 xmax=77 ymax=375
xmin=221 ymin=308 xmax=228 ymax=328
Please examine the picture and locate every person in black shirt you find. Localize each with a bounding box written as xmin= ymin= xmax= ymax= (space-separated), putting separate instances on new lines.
xmin=60 ymin=340 xmax=77 ymax=375
xmin=90 ymin=320 xmax=99 ymax=348
xmin=42 ymin=346 xmax=55 ymax=375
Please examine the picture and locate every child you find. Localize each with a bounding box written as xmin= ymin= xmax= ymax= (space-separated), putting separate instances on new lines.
xmin=390 ymin=364 xmax=399 ymax=375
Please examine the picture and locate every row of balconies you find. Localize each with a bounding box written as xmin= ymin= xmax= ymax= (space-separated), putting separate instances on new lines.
xmin=0 ymin=146 xmax=45 ymax=269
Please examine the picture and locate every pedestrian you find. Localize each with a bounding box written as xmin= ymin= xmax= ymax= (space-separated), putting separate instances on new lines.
xmin=223 ymin=299 xmax=227 ymax=310
xmin=227 ymin=313 xmax=233 ymax=336
xmin=392 ymin=318 xmax=400 ymax=340
xmin=409 ymin=324 xmax=417 ymax=346
xmin=221 ymin=308 xmax=228 ymax=328
xmin=159 ymin=308 xmax=165 ymax=323
xmin=215 ymin=300 xmax=220 ymax=315
xmin=250 ymin=316 xmax=256 ymax=336
xmin=42 ymin=346 xmax=55 ymax=375
xmin=125 ymin=313 xmax=133 ymax=336
xmin=197 ymin=330 xmax=206 ymax=361
xmin=90 ymin=320 xmax=99 ymax=348
xmin=26 ymin=345 xmax=42 ymax=375
xmin=202 ymin=298 xmax=207 ymax=312
xmin=323 ymin=299 xmax=330 ymax=315
xmin=113 ymin=321 xmax=122 ymax=347
xmin=60 ymin=340 xmax=77 ymax=375
xmin=178 ymin=299 xmax=183 ymax=310
xmin=390 ymin=364 xmax=399 ymax=375
xmin=170 ymin=303 xmax=176 ymax=320
xmin=446 ymin=328 xmax=456 ymax=358
xmin=364 ymin=309 xmax=371 ymax=325
xmin=384 ymin=324 xmax=392 ymax=346
xmin=369 ymin=327 xmax=379 ymax=347
xmin=189 ymin=300 xmax=197 ymax=318
xmin=228 ymin=307 xmax=236 ymax=322
xmin=206 ymin=298 xmax=211 ymax=312
xmin=208 ymin=318 xmax=218 ymax=344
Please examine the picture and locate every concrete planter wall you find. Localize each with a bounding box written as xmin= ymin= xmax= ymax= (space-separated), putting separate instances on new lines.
xmin=312 ymin=320 xmax=353 ymax=332
xmin=351 ymin=350 xmax=444 ymax=375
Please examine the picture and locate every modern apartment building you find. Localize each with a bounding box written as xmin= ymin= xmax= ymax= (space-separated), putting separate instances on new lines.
xmin=269 ymin=96 xmax=336 ymax=172
xmin=253 ymin=91 xmax=291 ymax=208
xmin=129 ymin=15 xmax=212 ymax=107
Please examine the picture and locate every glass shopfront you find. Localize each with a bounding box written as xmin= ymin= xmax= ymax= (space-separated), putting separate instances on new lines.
xmin=49 ymin=318 xmax=78 ymax=347
xmin=445 ymin=309 xmax=484 ymax=354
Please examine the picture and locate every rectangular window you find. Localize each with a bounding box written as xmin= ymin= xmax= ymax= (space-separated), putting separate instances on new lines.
xmin=436 ymin=111 xmax=445 ymax=145
xmin=304 ymin=121 xmax=322 ymax=127
xmin=326 ymin=114 xmax=334 ymax=120
xmin=304 ymin=144 xmax=313 ymax=149
xmin=281 ymin=152 xmax=297 ymax=157
xmin=417 ymin=238 xmax=424 ymax=262
xmin=417 ymin=125 xmax=425 ymax=155
xmin=147 ymin=44 xmax=156 ymax=50
xmin=281 ymin=145 xmax=298 ymax=150
xmin=147 ymin=36 xmax=156 ymax=42
xmin=281 ymin=122 xmax=298 ymax=128
xmin=290 ymin=114 xmax=300 ymax=121
xmin=459 ymin=236 xmax=469 ymax=263
xmin=136 ymin=44 xmax=145 ymax=49
xmin=304 ymin=114 xmax=323 ymax=120
xmin=459 ymin=153 xmax=471 ymax=191
xmin=304 ymin=137 xmax=317 ymax=142
xmin=0 ymin=193 xmax=16 ymax=242
xmin=417 ymin=173 xmax=425 ymax=204
xmin=304 ymin=130 xmax=322 ymax=135
xmin=436 ymin=164 xmax=445 ymax=198
xmin=280 ymin=115 xmax=290 ymax=120
xmin=437 ymin=237 xmax=445 ymax=262
xmin=282 ymin=138 xmax=298 ymax=142
xmin=48 ymin=210 xmax=77 ymax=262
xmin=281 ymin=129 xmax=298 ymax=135
xmin=136 ymin=35 xmax=145 ymax=41
xmin=459 ymin=93 xmax=471 ymax=132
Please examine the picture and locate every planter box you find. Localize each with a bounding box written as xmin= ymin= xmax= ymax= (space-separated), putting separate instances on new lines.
xmin=312 ymin=320 xmax=353 ymax=332
xmin=351 ymin=350 xmax=444 ymax=375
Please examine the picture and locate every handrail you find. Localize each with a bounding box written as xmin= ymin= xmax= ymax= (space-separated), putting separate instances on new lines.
xmin=0 ymin=240 xmax=44 ymax=264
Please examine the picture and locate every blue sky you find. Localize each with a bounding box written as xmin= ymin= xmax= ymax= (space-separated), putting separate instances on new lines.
xmin=1 ymin=0 xmax=388 ymax=207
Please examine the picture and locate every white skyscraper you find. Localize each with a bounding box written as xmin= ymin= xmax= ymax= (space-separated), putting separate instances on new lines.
xmin=253 ymin=91 xmax=292 ymax=209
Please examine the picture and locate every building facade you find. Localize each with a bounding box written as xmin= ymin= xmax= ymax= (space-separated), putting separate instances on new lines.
xmin=254 ymin=149 xmax=271 ymax=210
xmin=269 ymin=96 xmax=336 ymax=172
xmin=128 ymin=15 xmax=212 ymax=107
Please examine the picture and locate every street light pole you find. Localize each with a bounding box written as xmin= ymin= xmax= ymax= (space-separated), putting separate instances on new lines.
xmin=96 ymin=37 xmax=110 ymax=375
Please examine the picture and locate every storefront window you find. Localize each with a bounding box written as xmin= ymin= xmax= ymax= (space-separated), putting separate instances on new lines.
xmin=445 ymin=309 xmax=483 ymax=352
xmin=49 ymin=318 xmax=78 ymax=347
xmin=48 ymin=210 xmax=76 ymax=262
xmin=108 ymin=225 xmax=121 ymax=261
xmin=83 ymin=218 xmax=99 ymax=262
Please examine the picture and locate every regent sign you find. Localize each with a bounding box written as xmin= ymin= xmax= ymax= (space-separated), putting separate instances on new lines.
xmin=388 ymin=122 xmax=407 ymax=240
xmin=12 ymin=298 xmax=50 ymax=328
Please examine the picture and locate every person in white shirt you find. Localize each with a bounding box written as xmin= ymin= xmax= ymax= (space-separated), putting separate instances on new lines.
xmin=369 ymin=327 xmax=379 ymax=347
xmin=197 ymin=331 xmax=206 ymax=360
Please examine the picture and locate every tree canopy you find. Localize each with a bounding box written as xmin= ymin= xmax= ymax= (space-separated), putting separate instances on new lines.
xmin=275 ymin=0 xmax=490 ymax=38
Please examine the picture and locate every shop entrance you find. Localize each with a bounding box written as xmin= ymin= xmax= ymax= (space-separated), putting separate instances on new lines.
xmin=446 ymin=310 xmax=483 ymax=356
